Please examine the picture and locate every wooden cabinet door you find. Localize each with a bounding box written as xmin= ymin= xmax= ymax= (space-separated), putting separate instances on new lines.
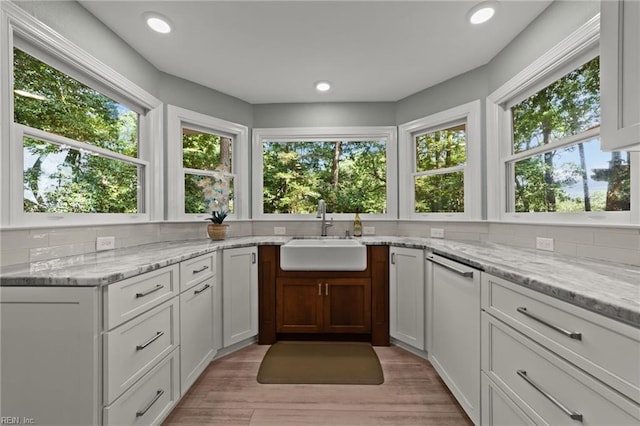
xmin=324 ymin=278 xmax=371 ymax=333
xmin=277 ymin=278 xmax=324 ymax=333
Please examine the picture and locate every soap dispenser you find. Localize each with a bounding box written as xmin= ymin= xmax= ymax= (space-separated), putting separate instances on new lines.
xmin=353 ymin=209 xmax=362 ymax=237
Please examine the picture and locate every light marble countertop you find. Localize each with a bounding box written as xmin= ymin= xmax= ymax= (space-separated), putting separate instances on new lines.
xmin=1 ymin=235 xmax=639 ymax=328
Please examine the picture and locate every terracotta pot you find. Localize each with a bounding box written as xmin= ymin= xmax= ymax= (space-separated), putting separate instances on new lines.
xmin=207 ymin=223 xmax=228 ymax=240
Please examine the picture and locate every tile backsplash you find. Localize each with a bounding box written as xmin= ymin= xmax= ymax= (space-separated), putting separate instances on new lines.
xmin=1 ymin=221 xmax=638 ymax=267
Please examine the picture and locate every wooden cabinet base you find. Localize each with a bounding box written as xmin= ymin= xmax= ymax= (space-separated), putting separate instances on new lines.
xmin=258 ymin=245 xmax=389 ymax=346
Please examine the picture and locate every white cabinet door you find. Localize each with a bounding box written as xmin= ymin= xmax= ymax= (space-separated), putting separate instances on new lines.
xmin=601 ymin=0 xmax=640 ymax=151
xmin=428 ymin=254 xmax=480 ymax=425
xmin=389 ymin=246 xmax=425 ymax=350
xmin=222 ymin=246 xmax=258 ymax=347
xmin=180 ymin=276 xmax=215 ymax=394
xmin=0 ymin=286 xmax=101 ymax=426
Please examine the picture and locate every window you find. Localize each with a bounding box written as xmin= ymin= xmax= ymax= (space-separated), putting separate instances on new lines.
xmin=414 ymin=123 xmax=467 ymax=213
xmin=398 ymin=101 xmax=481 ymax=219
xmin=167 ymin=105 xmax=248 ymax=221
xmin=487 ymin=16 xmax=638 ymax=224
xmin=15 ymin=49 xmax=144 ymax=215
xmin=1 ymin=3 xmax=162 ymax=226
xmin=508 ymin=57 xmax=631 ymax=214
xmin=252 ymin=127 xmax=397 ymax=219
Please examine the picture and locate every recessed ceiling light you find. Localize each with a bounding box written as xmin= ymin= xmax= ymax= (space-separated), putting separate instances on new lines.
xmin=315 ymin=81 xmax=331 ymax=92
xmin=144 ymin=13 xmax=172 ymax=34
xmin=468 ymin=2 xmax=498 ymax=25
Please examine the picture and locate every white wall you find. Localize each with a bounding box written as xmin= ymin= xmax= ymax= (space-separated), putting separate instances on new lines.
xmin=488 ymin=0 xmax=601 ymax=92
xmin=253 ymin=102 xmax=396 ymax=128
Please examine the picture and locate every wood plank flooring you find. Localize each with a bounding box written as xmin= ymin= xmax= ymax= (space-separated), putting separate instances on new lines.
xmin=163 ymin=343 xmax=474 ymax=426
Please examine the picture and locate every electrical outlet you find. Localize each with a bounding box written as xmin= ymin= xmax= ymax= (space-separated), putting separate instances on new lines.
xmin=430 ymin=228 xmax=445 ymax=238
xmin=363 ymin=226 xmax=375 ymax=235
xmin=273 ymin=227 xmax=286 ymax=235
xmin=535 ymin=237 xmax=554 ymax=251
xmin=96 ymin=236 xmax=115 ymax=251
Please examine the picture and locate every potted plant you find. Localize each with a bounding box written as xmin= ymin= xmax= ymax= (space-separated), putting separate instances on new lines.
xmin=205 ymin=209 xmax=229 ymax=240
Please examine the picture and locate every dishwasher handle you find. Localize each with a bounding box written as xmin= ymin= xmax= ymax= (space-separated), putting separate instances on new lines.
xmin=427 ymin=254 xmax=474 ymax=278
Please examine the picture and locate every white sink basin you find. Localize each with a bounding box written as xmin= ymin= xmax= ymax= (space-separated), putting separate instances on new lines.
xmin=280 ymin=238 xmax=367 ymax=271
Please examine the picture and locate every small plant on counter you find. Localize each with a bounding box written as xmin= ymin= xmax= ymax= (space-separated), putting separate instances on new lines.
xmin=205 ymin=209 xmax=229 ymax=240
xmin=205 ymin=209 xmax=228 ymax=224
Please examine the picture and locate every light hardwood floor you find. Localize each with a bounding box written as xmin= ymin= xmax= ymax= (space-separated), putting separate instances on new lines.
xmin=163 ymin=343 xmax=474 ymax=425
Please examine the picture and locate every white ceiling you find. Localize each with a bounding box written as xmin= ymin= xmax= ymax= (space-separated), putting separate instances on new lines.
xmin=79 ymin=0 xmax=553 ymax=104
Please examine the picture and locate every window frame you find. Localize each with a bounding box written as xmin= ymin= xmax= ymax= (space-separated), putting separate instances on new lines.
xmin=1 ymin=2 xmax=163 ymax=227
xmin=398 ymin=100 xmax=482 ymax=220
xmin=251 ymin=126 xmax=398 ymax=220
xmin=166 ymin=105 xmax=249 ymax=221
xmin=486 ymin=14 xmax=639 ymax=225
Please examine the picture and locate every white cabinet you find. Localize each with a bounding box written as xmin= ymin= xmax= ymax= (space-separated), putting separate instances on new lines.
xmin=103 ymin=297 xmax=179 ymax=404
xmin=103 ymin=264 xmax=178 ymax=330
xmin=481 ymin=273 xmax=640 ymax=425
xmin=482 ymin=273 xmax=640 ymax=402
xmin=482 ymin=313 xmax=640 ymax=425
xmin=179 ymin=252 xmax=217 ymax=394
xmin=0 ymin=286 xmax=101 ymax=426
xmin=389 ymin=246 xmax=425 ymax=351
xmin=601 ymin=0 xmax=640 ymax=151
xmin=222 ymin=246 xmax=258 ymax=347
xmin=427 ymin=253 xmax=480 ymax=425
xmin=481 ymin=373 xmax=536 ymax=426
xmin=103 ymin=349 xmax=180 ymax=426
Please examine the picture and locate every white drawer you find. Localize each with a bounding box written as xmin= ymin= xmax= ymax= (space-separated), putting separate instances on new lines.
xmin=179 ymin=252 xmax=216 ymax=292
xmin=104 ymin=349 xmax=180 ymax=426
xmin=482 ymin=273 xmax=640 ymax=403
xmin=104 ymin=298 xmax=179 ymax=404
xmin=482 ymin=313 xmax=640 ymax=425
xmin=481 ymin=373 xmax=536 ymax=426
xmin=104 ymin=265 xmax=179 ymax=330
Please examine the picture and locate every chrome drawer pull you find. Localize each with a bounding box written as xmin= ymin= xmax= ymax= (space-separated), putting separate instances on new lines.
xmin=430 ymin=257 xmax=473 ymax=278
xmin=516 ymin=307 xmax=582 ymax=340
xmin=136 ymin=331 xmax=164 ymax=351
xmin=136 ymin=389 xmax=164 ymax=417
xmin=318 ymin=283 xmax=322 ymax=296
xmin=192 ymin=265 xmax=209 ymax=274
xmin=135 ymin=285 xmax=164 ymax=298
xmin=325 ymin=283 xmax=328 ymax=296
xmin=194 ymin=284 xmax=211 ymax=295
xmin=517 ymin=370 xmax=583 ymax=422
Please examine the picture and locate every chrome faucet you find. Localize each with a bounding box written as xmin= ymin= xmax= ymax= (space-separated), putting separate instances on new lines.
xmin=316 ymin=199 xmax=333 ymax=236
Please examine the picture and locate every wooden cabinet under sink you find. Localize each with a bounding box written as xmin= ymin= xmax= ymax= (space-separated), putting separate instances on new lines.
xmin=258 ymin=245 xmax=389 ymax=345
xmin=277 ymin=277 xmax=371 ymax=334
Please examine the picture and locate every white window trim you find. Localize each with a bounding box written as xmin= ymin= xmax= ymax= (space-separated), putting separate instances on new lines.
xmin=398 ymin=100 xmax=482 ymax=220
xmin=486 ymin=13 xmax=639 ymax=225
xmin=0 ymin=2 xmax=163 ymax=227
xmin=252 ymin=126 xmax=398 ymax=221
xmin=166 ymin=105 xmax=249 ymax=221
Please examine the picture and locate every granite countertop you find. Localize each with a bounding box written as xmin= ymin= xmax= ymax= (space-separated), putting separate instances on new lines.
xmin=1 ymin=235 xmax=639 ymax=328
